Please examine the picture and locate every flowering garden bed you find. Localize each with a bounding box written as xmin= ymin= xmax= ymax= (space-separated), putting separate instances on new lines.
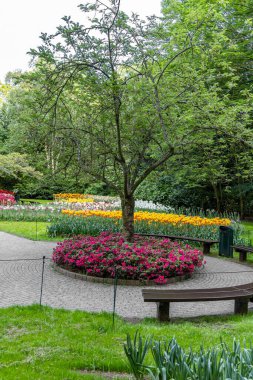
xmin=0 ymin=190 xmax=16 ymax=205
xmin=52 ymin=232 xmax=204 ymax=285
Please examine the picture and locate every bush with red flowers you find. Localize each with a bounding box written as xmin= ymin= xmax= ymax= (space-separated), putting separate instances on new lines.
xmin=0 ymin=190 xmax=16 ymax=205
xmin=52 ymin=232 xmax=204 ymax=284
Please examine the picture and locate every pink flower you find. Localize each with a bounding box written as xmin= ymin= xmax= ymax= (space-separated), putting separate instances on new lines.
xmin=52 ymin=232 xmax=204 ymax=284
xmin=154 ymin=276 xmax=168 ymax=284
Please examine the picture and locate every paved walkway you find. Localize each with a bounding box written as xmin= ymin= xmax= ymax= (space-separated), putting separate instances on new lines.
xmin=1 ymin=231 xmax=253 ymax=320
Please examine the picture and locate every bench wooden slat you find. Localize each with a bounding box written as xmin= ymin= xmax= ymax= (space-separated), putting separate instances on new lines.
xmin=143 ymin=293 xmax=252 ymax=302
xmin=232 ymin=245 xmax=253 ymax=252
xmin=143 ymin=283 xmax=253 ymax=295
xmin=143 ymin=288 xmax=253 ymax=299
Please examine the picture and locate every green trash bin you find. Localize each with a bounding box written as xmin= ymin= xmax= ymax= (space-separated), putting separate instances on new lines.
xmin=219 ymin=226 xmax=233 ymax=257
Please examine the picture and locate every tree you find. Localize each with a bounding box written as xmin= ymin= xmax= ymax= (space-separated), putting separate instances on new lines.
xmin=160 ymin=0 xmax=253 ymax=216
xmin=0 ymin=153 xmax=42 ymax=189
xmin=29 ymin=0 xmax=252 ymax=238
xmin=0 ymin=70 xmax=88 ymax=197
xmin=28 ymin=0 xmax=194 ymax=240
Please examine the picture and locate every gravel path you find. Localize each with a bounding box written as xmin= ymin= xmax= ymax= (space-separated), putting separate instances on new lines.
xmin=1 ymin=231 xmax=253 ymax=320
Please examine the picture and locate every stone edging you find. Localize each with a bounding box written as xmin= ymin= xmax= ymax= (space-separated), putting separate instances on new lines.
xmin=52 ymin=263 xmax=192 ymax=286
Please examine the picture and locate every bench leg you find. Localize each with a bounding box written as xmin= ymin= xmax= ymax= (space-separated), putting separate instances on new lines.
xmin=157 ymin=302 xmax=170 ymax=322
xmin=238 ymin=251 xmax=247 ymax=262
xmin=234 ymin=298 xmax=248 ymax=314
xmin=203 ymin=243 xmax=211 ymax=255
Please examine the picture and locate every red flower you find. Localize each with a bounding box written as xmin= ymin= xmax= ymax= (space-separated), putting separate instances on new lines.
xmin=52 ymin=232 xmax=204 ymax=284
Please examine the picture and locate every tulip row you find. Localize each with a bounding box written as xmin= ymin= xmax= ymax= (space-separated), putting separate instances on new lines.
xmin=61 ymin=209 xmax=231 ymax=227
xmin=54 ymin=193 xmax=94 ymax=204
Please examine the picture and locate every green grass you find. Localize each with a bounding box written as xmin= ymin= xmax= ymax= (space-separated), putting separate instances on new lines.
xmin=1 ymin=220 xmax=253 ymax=265
xmin=242 ymin=221 xmax=253 ymax=245
xmin=1 ymin=219 xmax=253 ymax=243
xmin=0 ymin=221 xmax=62 ymax=241
xmin=20 ymin=198 xmax=53 ymax=204
xmin=1 ymin=305 xmax=253 ymax=379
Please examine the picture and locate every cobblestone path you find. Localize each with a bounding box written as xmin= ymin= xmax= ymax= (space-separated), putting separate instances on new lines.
xmin=1 ymin=231 xmax=253 ymax=320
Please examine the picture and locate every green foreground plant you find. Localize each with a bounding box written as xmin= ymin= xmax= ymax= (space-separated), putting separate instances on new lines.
xmin=124 ymin=332 xmax=253 ymax=380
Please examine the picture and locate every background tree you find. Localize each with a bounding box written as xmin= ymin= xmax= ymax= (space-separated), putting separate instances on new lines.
xmin=142 ymin=0 xmax=253 ymax=216
xmin=0 ymin=153 xmax=42 ymax=189
xmin=28 ymin=0 xmax=203 ymax=239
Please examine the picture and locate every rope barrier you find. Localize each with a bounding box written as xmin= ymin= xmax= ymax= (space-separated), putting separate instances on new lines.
xmin=0 ymin=258 xmax=253 ymax=275
xmin=194 ymin=270 xmax=253 ymax=274
xmin=0 ymin=257 xmax=51 ymax=262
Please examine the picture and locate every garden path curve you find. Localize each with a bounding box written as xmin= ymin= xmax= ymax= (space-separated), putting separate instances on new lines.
xmin=1 ymin=231 xmax=253 ymax=320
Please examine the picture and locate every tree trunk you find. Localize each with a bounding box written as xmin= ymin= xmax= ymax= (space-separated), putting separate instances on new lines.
xmin=238 ymin=179 xmax=244 ymax=219
xmin=121 ymin=195 xmax=135 ymax=242
xmin=239 ymin=190 xmax=244 ymax=219
xmin=212 ymin=182 xmax=221 ymax=213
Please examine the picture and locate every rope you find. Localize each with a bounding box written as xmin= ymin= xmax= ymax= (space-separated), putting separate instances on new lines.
xmin=0 ymin=257 xmax=51 ymax=262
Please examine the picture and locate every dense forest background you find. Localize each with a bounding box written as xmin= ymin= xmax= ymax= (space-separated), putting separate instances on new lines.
xmin=0 ymin=0 xmax=252 ymax=217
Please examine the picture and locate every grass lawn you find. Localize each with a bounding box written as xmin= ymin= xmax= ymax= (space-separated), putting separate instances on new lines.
xmin=242 ymin=221 xmax=253 ymax=244
xmin=1 ymin=220 xmax=253 ymax=264
xmin=1 ymin=218 xmax=253 ymax=378
xmin=0 ymin=221 xmax=62 ymax=242
xmin=1 ymin=305 xmax=253 ymax=379
xmin=20 ymin=198 xmax=53 ymax=204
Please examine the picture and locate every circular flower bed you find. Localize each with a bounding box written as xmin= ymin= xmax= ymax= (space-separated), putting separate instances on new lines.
xmin=52 ymin=232 xmax=204 ymax=285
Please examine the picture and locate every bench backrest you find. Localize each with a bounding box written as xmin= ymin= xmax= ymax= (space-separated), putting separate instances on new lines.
xmin=142 ymin=283 xmax=253 ymax=302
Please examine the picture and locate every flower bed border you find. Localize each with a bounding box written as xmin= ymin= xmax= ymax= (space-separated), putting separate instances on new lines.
xmin=52 ymin=263 xmax=192 ymax=286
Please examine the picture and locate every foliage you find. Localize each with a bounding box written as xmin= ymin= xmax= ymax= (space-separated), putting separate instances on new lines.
xmin=124 ymin=333 xmax=253 ymax=380
xmin=0 ymin=152 xmax=42 ymax=189
xmin=48 ymin=215 xmax=120 ymax=237
xmin=157 ymin=0 xmax=253 ymax=216
xmin=124 ymin=331 xmax=150 ymax=380
xmin=52 ymin=232 xmax=204 ymax=283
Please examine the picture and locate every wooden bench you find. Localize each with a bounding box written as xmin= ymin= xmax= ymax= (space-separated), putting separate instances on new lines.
xmin=135 ymin=233 xmax=218 ymax=254
xmin=142 ymin=283 xmax=253 ymax=322
xmin=232 ymin=245 xmax=253 ymax=262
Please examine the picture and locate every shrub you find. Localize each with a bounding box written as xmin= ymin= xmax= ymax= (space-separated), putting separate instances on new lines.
xmin=52 ymin=232 xmax=204 ymax=284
